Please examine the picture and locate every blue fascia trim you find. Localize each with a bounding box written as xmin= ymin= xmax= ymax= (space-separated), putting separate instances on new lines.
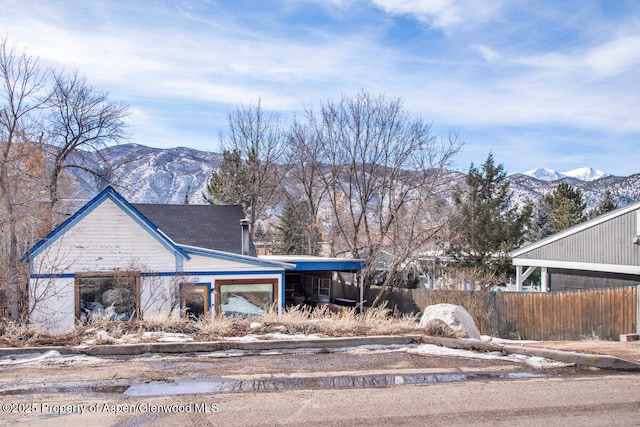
xmin=183 ymin=247 xmax=294 ymax=269
xmin=289 ymin=260 xmax=366 ymax=272
xmin=31 ymin=269 xmax=287 ymax=280
xmin=29 ymin=273 xmax=75 ymax=279
xmin=21 ymin=186 xmax=190 ymax=262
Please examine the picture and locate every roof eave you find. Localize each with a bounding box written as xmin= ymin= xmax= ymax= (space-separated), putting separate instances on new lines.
xmin=512 ymin=200 xmax=640 ymax=258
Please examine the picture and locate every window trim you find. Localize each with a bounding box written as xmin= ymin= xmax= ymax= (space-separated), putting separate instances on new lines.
xmin=180 ymin=282 xmax=211 ymax=319
xmin=215 ymin=278 xmax=278 ymax=316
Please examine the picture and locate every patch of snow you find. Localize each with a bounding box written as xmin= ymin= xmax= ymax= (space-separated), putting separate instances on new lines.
xmin=225 ymin=333 xmax=323 ymax=341
xmin=97 ymin=330 xmax=110 ymax=343
xmin=250 ymin=322 xmax=262 ymax=329
xmin=341 ymin=344 xmax=413 ymax=354
xmin=141 ymin=332 xmax=194 ymax=342
xmin=524 ymin=166 xmax=609 ymax=182
xmin=0 ymin=350 xmax=63 ymax=365
xmin=407 ymin=344 xmax=570 ymax=369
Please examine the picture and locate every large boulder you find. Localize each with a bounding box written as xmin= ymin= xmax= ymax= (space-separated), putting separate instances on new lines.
xmin=419 ymin=304 xmax=481 ymax=340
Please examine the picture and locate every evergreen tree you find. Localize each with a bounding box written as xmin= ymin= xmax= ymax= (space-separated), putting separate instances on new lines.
xmin=530 ymin=197 xmax=554 ymax=241
xmin=449 ymin=154 xmax=532 ymax=277
xmin=272 ymin=199 xmax=319 ymax=255
xmin=202 ymin=149 xmax=250 ymax=211
xmin=588 ymin=189 xmax=618 ymax=218
xmin=543 ymin=183 xmax=587 ymax=232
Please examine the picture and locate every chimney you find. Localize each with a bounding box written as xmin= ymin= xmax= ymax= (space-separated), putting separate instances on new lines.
xmin=240 ymin=219 xmax=250 ymax=255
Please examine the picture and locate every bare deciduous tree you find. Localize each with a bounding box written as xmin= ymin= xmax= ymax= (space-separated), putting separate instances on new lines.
xmin=0 ymin=37 xmax=129 ymax=321
xmin=44 ymin=70 xmax=128 ymax=223
xmin=217 ymin=98 xmax=286 ymax=236
xmin=0 ymin=38 xmax=50 ymax=320
xmin=292 ymin=91 xmax=463 ymax=305
xmin=281 ymin=117 xmax=328 ymax=255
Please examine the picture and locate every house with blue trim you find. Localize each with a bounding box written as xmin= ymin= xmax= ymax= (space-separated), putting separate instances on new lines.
xmin=22 ymin=186 xmax=365 ymax=334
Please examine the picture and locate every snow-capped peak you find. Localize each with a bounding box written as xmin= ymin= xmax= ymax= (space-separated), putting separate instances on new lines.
xmin=560 ymin=167 xmax=608 ymax=182
xmin=523 ymin=167 xmax=609 ymax=182
xmin=523 ymin=167 xmax=565 ymax=181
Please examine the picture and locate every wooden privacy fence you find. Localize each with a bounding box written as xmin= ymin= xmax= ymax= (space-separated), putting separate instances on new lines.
xmin=369 ymin=285 xmax=639 ymax=341
xmin=495 ymin=286 xmax=638 ymax=341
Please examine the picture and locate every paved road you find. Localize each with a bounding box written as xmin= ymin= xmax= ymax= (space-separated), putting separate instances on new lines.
xmin=1 ymin=348 xmax=639 ymax=426
xmin=2 ymin=373 xmax=639 ymax=426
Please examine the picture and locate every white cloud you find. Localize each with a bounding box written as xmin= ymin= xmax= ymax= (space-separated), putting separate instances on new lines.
xmin=511 ymin=34 xmax=640 ymax=80
xmin=373 ymin=0 xmax=462 ymax=28
xmin=371 ymin=0 xmax=503 ymax=31
xmin=582 ymin=35 xmax=640 ymax=78
xmin=473 ymin=44 xmax=500 ymax=62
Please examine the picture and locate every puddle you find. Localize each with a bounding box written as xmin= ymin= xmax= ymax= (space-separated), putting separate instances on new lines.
xmin=124 ymin=371 xmax=545 ymax=397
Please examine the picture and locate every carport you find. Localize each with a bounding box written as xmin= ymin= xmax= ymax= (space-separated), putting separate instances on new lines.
xmin=260 ymin=256 xmax=366 ymax=313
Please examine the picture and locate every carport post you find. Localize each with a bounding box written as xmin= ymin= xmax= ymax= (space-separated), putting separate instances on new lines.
xmin=541 ymin=267 xmax=549 ymax=292
xmin=516 ymin=265 xmax=523 ymax=291
xmin=359 ymin=273 xmax=364 ymax=314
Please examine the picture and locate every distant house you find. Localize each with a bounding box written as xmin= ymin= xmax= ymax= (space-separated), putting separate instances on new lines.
xmin=512 ymin=201 xmax=640 ymax=291
xmin=22 ymin=186 xmax=365 ymax=334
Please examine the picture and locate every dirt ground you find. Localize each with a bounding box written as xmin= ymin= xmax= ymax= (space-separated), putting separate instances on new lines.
xmin=1 ymin=349 xmax=528 ymax=391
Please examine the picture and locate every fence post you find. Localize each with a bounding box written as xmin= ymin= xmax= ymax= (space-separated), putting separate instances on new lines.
xmin=637 ymin=285 xmax=640 ymax=334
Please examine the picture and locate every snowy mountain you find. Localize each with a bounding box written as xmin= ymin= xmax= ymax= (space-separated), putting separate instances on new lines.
xmin=523 ymin=168 xmax=566 ymax=181
xmin=561 ymin=167 xmax=609 ymax=182
xmin=66 ymin=144 xmax=221 ymax=204
xmin=63 ymin=144 xmax=637 ymax=213
xmin=524 ymin=167 xmax=609 ymax=182
xmin=524 ymin=167 xmax=609 ymax=181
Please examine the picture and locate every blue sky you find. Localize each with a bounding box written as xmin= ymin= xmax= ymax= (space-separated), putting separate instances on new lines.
xmin=3 ymin=0 xmax=640 ymax=176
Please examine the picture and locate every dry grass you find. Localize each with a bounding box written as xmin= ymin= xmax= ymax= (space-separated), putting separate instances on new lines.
xmin=0 ymin=319 xmax=84 ymax=347
xmin=0 ymin=304 xmax=422 ymax=347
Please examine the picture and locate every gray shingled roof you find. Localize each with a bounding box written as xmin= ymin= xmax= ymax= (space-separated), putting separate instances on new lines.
xmin=133 ymin=204 xmax=256 ymax=256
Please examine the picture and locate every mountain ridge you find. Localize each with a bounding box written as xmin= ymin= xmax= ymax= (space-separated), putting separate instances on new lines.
xmin=65 ymin=144 xmax=639 ymax=211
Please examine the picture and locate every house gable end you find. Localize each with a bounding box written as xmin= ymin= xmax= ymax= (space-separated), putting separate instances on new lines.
xmin=21 ymin=186 xmax=190 ymax=263
xmin=513 ymin=201 xmax=640 ymax=267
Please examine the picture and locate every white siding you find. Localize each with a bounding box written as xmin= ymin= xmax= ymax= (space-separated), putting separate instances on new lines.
xmin=184 ymin=253 xmax=284 ymax=273
xmin=29 ymin=277 xmax=75 ymax=335
xmin=140 ymin=276 xmax=177 ymax=317
xmin=33 ymin=199 xmax=178 ymax=275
